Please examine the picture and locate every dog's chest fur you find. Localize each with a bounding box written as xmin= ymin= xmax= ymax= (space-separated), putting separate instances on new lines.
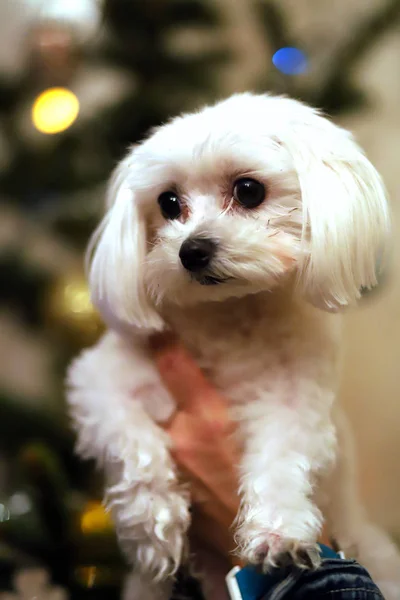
xmin=164 ymin=290 xmax=340 ymax=407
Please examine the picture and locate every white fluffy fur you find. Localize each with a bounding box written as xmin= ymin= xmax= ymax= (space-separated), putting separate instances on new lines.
xmin=67 ymin=93 xmax=400 ymax=599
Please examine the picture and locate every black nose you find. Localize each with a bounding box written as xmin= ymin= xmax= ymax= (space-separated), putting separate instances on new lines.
xmin=179 ymin=238 xmax=216 ymax=272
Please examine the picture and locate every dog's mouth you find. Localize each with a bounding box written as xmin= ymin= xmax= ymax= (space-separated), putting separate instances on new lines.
xmin=194 ymin=274 xmax=229 ymax=286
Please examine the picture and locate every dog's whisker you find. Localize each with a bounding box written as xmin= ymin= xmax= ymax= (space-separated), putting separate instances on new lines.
xmin=218 ymin=198 xmax=234 ymax=217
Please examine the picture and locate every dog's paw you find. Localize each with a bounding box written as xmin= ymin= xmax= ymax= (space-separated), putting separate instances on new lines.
xmin=235 ymin=502 xmax=322 ymax=571
xmin=251 ymin=534 xmax=321 ymax=571
xmin=106 ymin=475 xmax=190 ymax=579
xmin=121 ymin=489 xmax=190 ymax=578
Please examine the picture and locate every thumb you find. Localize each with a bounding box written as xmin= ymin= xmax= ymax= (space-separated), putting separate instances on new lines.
xmin=150 ymin=335 xmax=230 ymax=425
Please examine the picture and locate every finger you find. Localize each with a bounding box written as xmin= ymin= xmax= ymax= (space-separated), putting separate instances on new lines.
xmin=179 ymin=452 xmax=239 ymax=516
xmin=168 ymin=413 xmax=240 ymax=513
xmin=190 ymin=511 xmax=236 ymax=559
xmin=152 ymin=342 xmax=232 ymax=427
xmin=152 ymin=341 xmax=213 ymax=411
xmin=188 ymin=476 xmax=237 ymax=531
xmin=148 ymin=332 xmax=177 ymax=353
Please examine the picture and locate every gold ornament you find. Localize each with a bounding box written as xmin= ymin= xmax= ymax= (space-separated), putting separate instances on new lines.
xmin=45 ymin=272 xmax=104 ymax=346
xmin=80 ymin=501 xmax=114 ymax=536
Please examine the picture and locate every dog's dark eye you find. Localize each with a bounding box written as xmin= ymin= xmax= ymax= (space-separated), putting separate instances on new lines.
xmin=158 ymin=191 xmax=182 ymax=220
xmin=233 ymin=178 xmax=265 ymax=209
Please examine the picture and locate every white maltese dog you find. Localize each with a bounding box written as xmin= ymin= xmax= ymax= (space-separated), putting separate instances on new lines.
xmin=67 ymin=93 xmax=400 ymax=599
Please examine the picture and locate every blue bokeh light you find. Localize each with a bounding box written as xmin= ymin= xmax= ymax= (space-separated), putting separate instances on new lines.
xmin=272 ymin=47 xmax=308 ymax=76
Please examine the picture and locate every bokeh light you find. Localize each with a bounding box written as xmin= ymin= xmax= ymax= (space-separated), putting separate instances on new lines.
xmin=32 ymin=87 xmax=79 ymax=134
xmin=272 ymin=47 xmax=308 ymax=75
xmin=80 ymin=501 xmax=114 ymax=535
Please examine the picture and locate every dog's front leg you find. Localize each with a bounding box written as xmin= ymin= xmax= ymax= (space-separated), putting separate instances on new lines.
xmin=235 ymin=388 xmax=337 ymax=570
xmin=67 ymin=331 xmax=190 ymax=594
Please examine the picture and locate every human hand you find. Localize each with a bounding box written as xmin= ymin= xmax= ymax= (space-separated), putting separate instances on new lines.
xmin=151 ymin=334 xmax=240 ymax=563
xmin=150 ymin=335 xmax=330 ymax=565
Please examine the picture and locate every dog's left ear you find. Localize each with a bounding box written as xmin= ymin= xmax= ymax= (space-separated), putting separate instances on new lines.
xmin=87 ymin=152 xmax=164 ymax=332
xmin=281 ymin=104 xmax=390 ymax=311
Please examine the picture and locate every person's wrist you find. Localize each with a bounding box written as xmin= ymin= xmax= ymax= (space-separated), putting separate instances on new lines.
xmin=319 ymin=525 xmax=331 ymax=547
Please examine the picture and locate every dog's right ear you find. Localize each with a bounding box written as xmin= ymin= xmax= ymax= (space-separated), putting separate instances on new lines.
xmin=87 ymin=152 xmax=164 ymax=331
xmin=275 ymin=99 xmax=390 ymax=312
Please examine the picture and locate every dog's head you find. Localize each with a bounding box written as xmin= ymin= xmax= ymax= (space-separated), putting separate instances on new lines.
xmin=88 ymin=93 xmax=389 ymax=330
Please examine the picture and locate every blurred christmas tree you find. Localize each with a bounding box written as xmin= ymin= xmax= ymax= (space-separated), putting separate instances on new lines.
xmin=0 ymin=0 xmax=399 ymax=596
xmin=0 ymin=0 xmax=228 ymax=595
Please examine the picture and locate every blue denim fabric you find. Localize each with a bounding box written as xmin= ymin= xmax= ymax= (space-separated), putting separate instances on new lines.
xmin=172 ymin=558 xmax=385 ymax=600
xmin=261 ymin=559 xmax=384 ymax=600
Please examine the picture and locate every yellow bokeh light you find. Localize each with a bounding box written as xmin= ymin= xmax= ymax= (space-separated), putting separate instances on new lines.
xmin=32 ymin=87 xmax=79 ymax=134
xmin=80 ymin=501 xmax=114 ymax=535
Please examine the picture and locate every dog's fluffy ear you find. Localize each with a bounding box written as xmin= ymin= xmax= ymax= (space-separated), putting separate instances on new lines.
xmin=87 ymin=153 xmax=164 ymax=331
xmin=282 ymin=104 xmax=390 ymax=311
